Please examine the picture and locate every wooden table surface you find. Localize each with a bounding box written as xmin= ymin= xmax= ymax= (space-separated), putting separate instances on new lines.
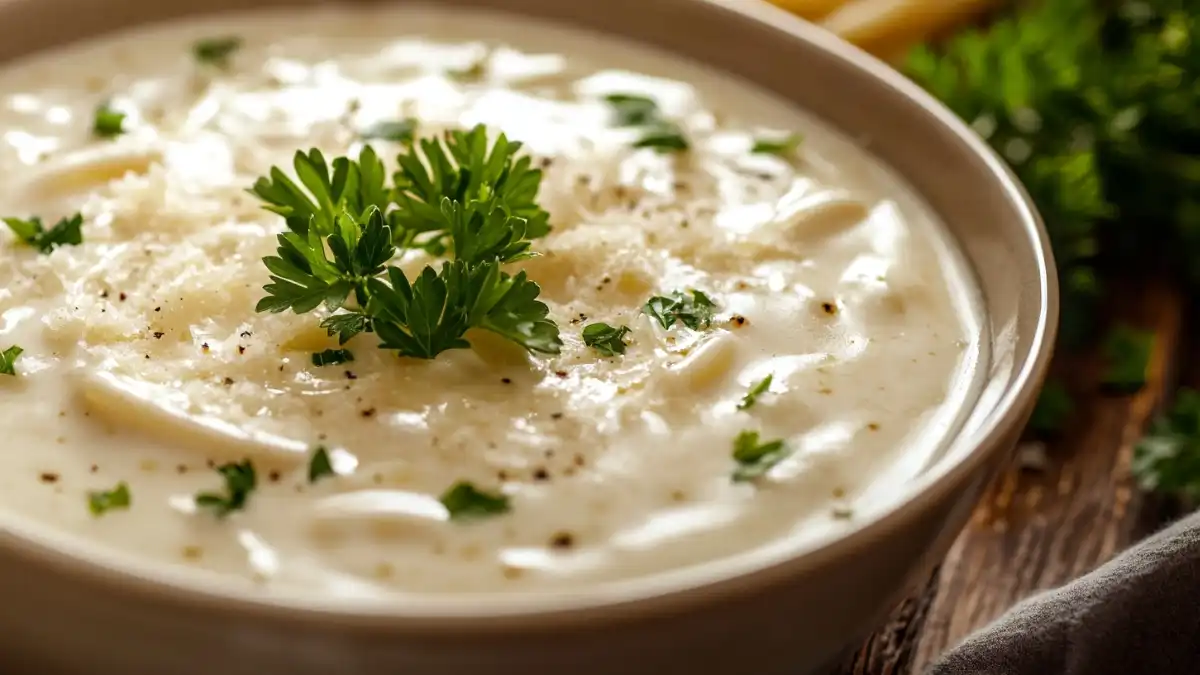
xmin=830 ymin=278 xmax=1191 ymax=674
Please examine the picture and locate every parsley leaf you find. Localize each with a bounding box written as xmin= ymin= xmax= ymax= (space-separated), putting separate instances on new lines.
xmin=1101 ymin=325 xmax=1155 ymax=392
xmin=308 ymin=446 xmax=335 ymax=483
xmin=255 ymin=205 xmax=396 ymax=315
xmin=1029 ymin=379 xmax=1074 ymax=434
xmin=88 ymin=482 xmax=131 ymax=516
xmin=193 ymin=36 xmax=242 ymax=68
xmin=0 ymin=345 xmax=23 ymax=376
xmin=368 ymin=262 xmax=561 ymax=359
xmin=249 ymin=145 xmax=393 ymax=239
xmin=582 ymin=322 xmax=632 ymax=356
xmin=1133 ymin=388 xmax=1200 ymax=500
xmin=604 ymin=94 xmax=660 ymax=126
xmin=738 ymin=374 xmax=774 ymax=411
xmin=392 ymin=125 xmax=551 ymax=247
xmin=93 ymin=103 xmax=126 ymax=139
xmin=311 ymin=348 xmax=354 ymax=367
xmin=320 ymin=311 xmax=373 ymax=345
xmin=194 ymin=459 xmax=257 ymax=517
xmin=4 ymin=213 xmax=83 ymax=253
xmin=644 ymin=290 xmax=718 ymax=330
xmin=752 ymin=133 xmax=803 ymax=156
xmin=731 ymin=430 xmax=791 ymax=482
xmin=439 ymin=481 xmax=510 ymax=520
xmin=361 ymin=118 xmax=417 ymax=144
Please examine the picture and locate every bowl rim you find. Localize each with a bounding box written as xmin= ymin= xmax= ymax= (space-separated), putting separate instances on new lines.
xmin=0 ymin=0 xmax=1058 ymax=631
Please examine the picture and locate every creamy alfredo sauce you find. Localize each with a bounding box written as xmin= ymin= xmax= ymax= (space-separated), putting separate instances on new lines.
xmin=0 ymin=6 xmax=983 ymax=596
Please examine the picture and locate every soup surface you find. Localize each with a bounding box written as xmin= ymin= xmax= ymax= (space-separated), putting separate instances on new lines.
xmin=0 ymin=6 xmax=983 ymax=597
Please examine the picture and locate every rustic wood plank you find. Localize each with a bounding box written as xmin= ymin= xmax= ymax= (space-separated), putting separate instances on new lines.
xmin=906 ymin=278 xmax=1184 ymax=671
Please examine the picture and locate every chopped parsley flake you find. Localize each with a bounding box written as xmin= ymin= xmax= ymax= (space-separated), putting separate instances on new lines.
xmin=361 ymin=118 xmax=417 ymax=143
xmin=321 ymin=311 xmax=374 ymax=345
xmin=581 ymin=322 xmax=632 ymax=356
xmin=603 ymin=93 xmax=660 ymax=126
xmin=751 ymin=133 xmax=803 ymax=156
xmin=1101 ymin=325 xmax=1155 ymax=392
xmin=0 ymin=345 xmax=23 ymax=376
xmin=88 ymin=482 xmax=131 ymax=516
xmin=737 ymin=374 xmax=774 ymax=411
xmin=643 ymin=290 xmax=718 ymax=331
xmin=603 ymin=93 xmax=689 ymax=153
xmin=3 ymin=213 xmax=83 ymax=253
xmin=439 ymin=481 xmax=510 ymax=521
xmin=633 ymin=124 xmax=690 ymax=153
xmin=192 ymin=36 xmax=242 ymax=68
xmin=731 ymin=430 xmax=791 ymax=482
xmin=194 ymin=459 xmax=256 ymax=517
xmin=311 ymin=348 xmax=354 ymax=367
xmin=308 ymin=446 xmax=335 ymax=483
xmin=92 ymin=103 xmax=126 ymax=139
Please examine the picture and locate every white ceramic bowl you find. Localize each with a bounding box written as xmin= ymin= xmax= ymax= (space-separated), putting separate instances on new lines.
xmin=0 ymin=1 xmax=1056 ymax=673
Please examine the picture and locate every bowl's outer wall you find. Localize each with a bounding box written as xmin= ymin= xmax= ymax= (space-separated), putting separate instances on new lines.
xmin=0 ymin=0 xmax=1055 ymax=673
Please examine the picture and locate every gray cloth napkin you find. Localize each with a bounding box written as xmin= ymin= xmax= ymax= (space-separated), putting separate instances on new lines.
xmin=929 ymin=510 xmax=1200 ymax=675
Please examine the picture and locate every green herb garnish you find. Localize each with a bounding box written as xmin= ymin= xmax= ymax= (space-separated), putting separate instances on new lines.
xmin=1133 ymin=388 xmax=1200 ymax=500
xmin=194 ymin=459 xmax=256 ymax=517
xmin=581 ymin=322 xmax=632 ymax=356
xmin=250 ymin=125 xmax=562 ymax=357
xmin=633 ymin=125 xmax=691 ymax=153
xmin=737 ymin=374 xmax=774 ymax=411
xmin=1101 ymin=325 xmax=1155 ymax=392
xmin=0 ymin=345 xmax=23 ymax=376
xmin=439 ymin=481 xmax=510 ymax=520
xmin=311 ymin=348 xmax=354 ymax=367
xmin=361 ymin=118 xmax=417 ymax=144
xmin=603 ymin=93 xmax=690 ymax=153
xmin=92 ymin=103 xmax=126 ymax=139
xmin=604 ymin=94 xmax=660 ymax=126
xmin=643 ymin=290 xmax=717 ymax=331
xmin=308 ymin=446 xmax=335 ymax=483
xmin=3 ymin=213 xmax=83 ymax=253
xmin=731 ymin=430 xmax=791 ymax=482
xmin=88 ymin=482 xmax=131 ymax=516
xmin=193 ymin=36 xmax=242 ymax=68
xmin=751 ymin=133 xmax=803 ymax=156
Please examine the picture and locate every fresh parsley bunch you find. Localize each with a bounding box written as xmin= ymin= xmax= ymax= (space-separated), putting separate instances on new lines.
xmin=250 ymin=125 xmax=562 ymax=359
xmin=908 ymin=0 xmax=1200 ymax=495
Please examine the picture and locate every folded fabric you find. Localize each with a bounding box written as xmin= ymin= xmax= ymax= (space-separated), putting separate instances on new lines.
xmin=929 ymin=510 xmax=1200 ymax=675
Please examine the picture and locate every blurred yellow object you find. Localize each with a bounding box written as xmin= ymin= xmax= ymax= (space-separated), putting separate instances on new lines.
xmin=766 ymin=0 xmax=998 ymax=60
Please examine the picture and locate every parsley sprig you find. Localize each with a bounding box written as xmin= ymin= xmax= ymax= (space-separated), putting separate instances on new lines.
xmin=250 ymin=125 xmax=562 ymax=358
